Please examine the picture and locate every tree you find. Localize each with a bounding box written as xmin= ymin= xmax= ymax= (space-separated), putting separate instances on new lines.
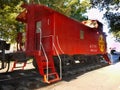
xmin=90 ymin=0 xmax=120 ymax=41
xmin=33 ymin=0 xmax=90 ymax=20
xmin=0 ymin=0 xmax=90 ymax=43
xmin=104 ymin=11 xmax=120 ymax=41
xmin=0 ymin=0 xmax=24 ymax=43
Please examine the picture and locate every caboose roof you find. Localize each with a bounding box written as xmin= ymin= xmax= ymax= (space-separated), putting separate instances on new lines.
xmin=16 ymin=3 xmax=102 ymax=30
xmin=16 ymin=4 xmax=54 ymax=22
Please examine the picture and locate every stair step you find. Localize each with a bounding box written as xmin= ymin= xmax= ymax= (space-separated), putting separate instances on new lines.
xmin=43 ymin=72 xmax=60 ymax=83
xmin=33 ymin=50 xmax=59 ymax=83
xmin=46 ymin=77 xmax=61 ymax=83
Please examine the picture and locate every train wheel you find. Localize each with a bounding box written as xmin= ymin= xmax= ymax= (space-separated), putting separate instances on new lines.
xmin=53 ymin=55 xmax=72 ymax=73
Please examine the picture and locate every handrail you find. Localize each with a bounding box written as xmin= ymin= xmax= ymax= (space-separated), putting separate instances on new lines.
xmin=53 ymin=43 xmax=62 ymax=79
xmin=39 ymin=34 xmax=62 ymax=80
xmin=56 ymin=36 xmax=64 ymax=54
xmin=39 ymin=26 xmax=49 ymax=81
xmin=41 ymin=43 xmax=49 ymax=81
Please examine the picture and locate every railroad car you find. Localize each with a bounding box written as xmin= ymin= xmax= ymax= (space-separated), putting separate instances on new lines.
xmin=0 ymin=3 xmax=111 ymax=83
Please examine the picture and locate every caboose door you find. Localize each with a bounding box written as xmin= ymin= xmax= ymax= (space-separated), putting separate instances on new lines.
xmin=35 ymin=21 xmax=42 ymax=50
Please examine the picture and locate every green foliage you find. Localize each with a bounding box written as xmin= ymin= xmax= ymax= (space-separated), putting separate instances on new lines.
xmin=70 ymin=0 xmax=90 ymax=21
xmin=90 ymin=0 xmax=120 ymax=11
xmin=105 ymin=12 xmax=120 ymax=41
xmin=90 ymin=0 xmax=120 ymax=41
xmin=33 ymin=0 xmax=90 ymax=20
xmin=0 ymin=1 xmax=24 ymax=43
xmin=0 ymin=0 xmax=119 ymax=43
xmin=0 ymin=0 xmax=90 ymax=43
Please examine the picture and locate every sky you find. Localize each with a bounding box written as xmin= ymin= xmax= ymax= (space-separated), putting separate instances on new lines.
xmin=86 ymin=8 xmax=120 ymax=52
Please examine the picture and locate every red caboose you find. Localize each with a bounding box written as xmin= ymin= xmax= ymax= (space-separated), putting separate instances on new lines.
xmin=16 ymin=4 xmax=110 ymax=83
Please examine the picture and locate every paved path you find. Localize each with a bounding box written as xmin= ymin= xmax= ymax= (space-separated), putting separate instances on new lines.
xmin=37 ymin=62 xmax=120 ymax=90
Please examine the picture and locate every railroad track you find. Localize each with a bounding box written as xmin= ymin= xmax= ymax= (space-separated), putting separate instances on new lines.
xmin=0 ymin=62 xmax=109 ymax=90
xmin=0 ymin=69 xmax=45 ymax=90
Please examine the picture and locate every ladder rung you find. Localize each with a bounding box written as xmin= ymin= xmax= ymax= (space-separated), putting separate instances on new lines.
xmin=46 ymin=77 xmax=61 ymax=83
xmin=13 ymin=66 xmax=25 ymax=68
xmin=11 ymin=61 xmax=26 ymax=71
xmin=47 ymin=72 xmax=58 ymax=75
xmin=43 ymin=72 xmax=60 ymax=84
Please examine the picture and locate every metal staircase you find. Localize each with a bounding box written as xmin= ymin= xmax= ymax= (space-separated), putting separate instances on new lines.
xmin=34 ymin=43 xmax=60 ymax=83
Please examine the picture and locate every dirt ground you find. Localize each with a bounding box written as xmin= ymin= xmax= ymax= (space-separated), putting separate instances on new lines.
xmin=36 ymin=62 xmax=120 ymax=90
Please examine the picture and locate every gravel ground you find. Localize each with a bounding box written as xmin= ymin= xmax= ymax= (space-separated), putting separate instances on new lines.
xmin=1 ymin=61 xmax=120 ymax=90
xmin=35 ymin=62 xmax=120 ymax=90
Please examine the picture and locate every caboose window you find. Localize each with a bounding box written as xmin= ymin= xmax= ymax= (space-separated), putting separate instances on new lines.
xmin=80 ymin=30 xmax=84 ymax=39
xmin=36 ymin=21 xmax=41 ymax=33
